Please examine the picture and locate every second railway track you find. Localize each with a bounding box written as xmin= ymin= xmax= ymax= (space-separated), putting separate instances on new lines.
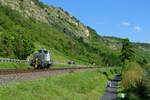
xmin=0 ymin=67 xmax=105 ymax=76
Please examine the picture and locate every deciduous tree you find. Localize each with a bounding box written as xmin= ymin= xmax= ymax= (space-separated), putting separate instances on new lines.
xmin=121 ymin=39 xmax=135 ymax=63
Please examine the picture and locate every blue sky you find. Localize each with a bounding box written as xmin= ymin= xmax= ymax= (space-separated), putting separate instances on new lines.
xmin=40 ymin=0 xmax=150 ymax=43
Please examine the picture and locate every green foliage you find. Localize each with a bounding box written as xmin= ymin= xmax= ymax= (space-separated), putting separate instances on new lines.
xmin=144 ymin=79 xmax=150 ymax=98
xmin=0 ymin=3 xmax=123 ymax=65
xmin=0 ymin=32 xmax=15 ymax=57
xmin=13 ymin=33 xmax=35 ymax=59
xmin=121 ymin=39 xmax=135 ymax=63
xmin=0 ymin=31 xmax=35 ymax=59
xmin=104 ymin=36 xmax=150 ymax=65
xmin=0 ymin=0 xmax=149 ymax=66
xmin=145 ymin=63 xmax=150 ymax=73
xmin=86 ymin=26 xmax=122 ymax=66
xmin=121 ymin=61 xmax=149 ymax=99
xmin=0 ymin=1 xmax=141 ymax=66
xmin=123 ymin=61 xmax=142 ymax=71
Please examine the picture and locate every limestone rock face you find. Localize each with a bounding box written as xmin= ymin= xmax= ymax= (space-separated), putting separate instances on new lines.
xmin=0 ymin=0 xmax=89 ymax=39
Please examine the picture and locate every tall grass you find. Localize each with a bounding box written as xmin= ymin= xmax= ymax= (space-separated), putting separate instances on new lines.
xmin=121 ymin=61 xmax=149 ymax=99
xmin=122 ymin=62 xmax=143 ymax=89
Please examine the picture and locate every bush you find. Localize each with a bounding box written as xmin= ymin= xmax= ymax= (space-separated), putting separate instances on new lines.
xmin=143 ymin=63 xmax=150 ymax=98
xmin=145 ymin=63 xmax=150 ymax=74
xmin=144 ymin=79 xmax=150 ymax=98
xmin=122 ymin=62 xmax=143 ymax=89
xmin=123 ymin=61 xmax=142 ymax=71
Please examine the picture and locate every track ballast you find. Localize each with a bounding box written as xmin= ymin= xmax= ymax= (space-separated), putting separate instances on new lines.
xmin=0 ymin=67 xmax=105 ymax=76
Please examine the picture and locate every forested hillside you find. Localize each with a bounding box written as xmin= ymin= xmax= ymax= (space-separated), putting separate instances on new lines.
xmin=103 ymin=36 xmax=150 ymax=64
xmin=0 ymin=0 xmax=150 ymax=66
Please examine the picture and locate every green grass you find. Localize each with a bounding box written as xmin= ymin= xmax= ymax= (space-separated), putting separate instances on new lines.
xmin=34 ymin=42 xmax=90 ymax=65
xmin=0 ymin=62 xmax=92 ymax=69
xmin=0 ymin=68 xmax=121 ymax=100
xmin=0 ymin=62 xmax=31 ymax=69
xmin=52 ymin=64 xmax=82 ymax=68
xmin=52 ymin=64 xmax=95 ymax=68
xmin=50 ymin=48 xmax=90 ymax=65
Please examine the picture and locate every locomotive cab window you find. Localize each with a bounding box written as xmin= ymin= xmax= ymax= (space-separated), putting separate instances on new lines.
xmin=44 ymin=50 xmax=48 ymax=54
xmin=38 ymin=50 xmax=42 ymax=53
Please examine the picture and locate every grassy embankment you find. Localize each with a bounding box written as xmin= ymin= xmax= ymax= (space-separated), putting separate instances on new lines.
xmin=0 ymin=68 xmax=121 ymax=100
xmin=0 ymin=62 xmax=94 ymax=69
xmin=0 ymin=62 xmax=30 ymax=69
xmin=0 ymin=62 xmax=88 ymax=69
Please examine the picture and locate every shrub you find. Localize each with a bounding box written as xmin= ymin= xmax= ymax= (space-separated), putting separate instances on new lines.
xmin=123 ymin=61 xmax=142 ymax=71
xmin=144 ymin=79 xmax=150 ymax=98
xmin=122 ymin=62 xmax=143 ymax=89
xmin=145 ymin=63 xmax=150 ymax=74
xmin=143 ymin=63 xmax=150 ymax=98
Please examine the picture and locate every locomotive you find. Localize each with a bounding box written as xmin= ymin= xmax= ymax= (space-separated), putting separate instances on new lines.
xmin=30 ymin=49 xmax=53 ymax=69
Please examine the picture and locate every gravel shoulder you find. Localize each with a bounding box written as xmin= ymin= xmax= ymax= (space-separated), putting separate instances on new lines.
xmin=100 ymin=75 xmax=120 ymax=100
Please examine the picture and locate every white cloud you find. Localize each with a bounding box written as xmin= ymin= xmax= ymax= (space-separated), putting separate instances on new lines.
xmin=134 ymin=26 xmax=141 ymax=32
xmin=119 ymin=22 xmax=142 ymax=32
xmin=120 ymin=22 xmax=131 ymax=26
xmin=142 ymin=41 xmax=150 ymax=44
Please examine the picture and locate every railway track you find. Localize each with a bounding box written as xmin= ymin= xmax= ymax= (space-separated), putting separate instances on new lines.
xmin=0 ymin=67 xmax=104 ymax=76
xmin=0 ymin=67 xmax=119 ymax=84
xmin=0 ymin=67 xmax=114 ymax=84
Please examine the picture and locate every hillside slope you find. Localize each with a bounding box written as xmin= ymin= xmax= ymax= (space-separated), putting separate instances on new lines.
xmin=0 ymin=0 xmax=89 ymax=39
xmin=103 ymin=36 xmax=150 ymax=63
xmin=0 ymin=0 xmax=150 ymax=66
xmin=0 ymin=0 xmax=121 ymax=66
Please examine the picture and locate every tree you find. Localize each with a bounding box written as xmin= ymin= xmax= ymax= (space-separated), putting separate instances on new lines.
xmin=1 ymin=32 xmax=15 ymax=57
xmin=121 ymin=39 xmax=135 ymax=63
xmin=22 ymin=36 xmax=35 ymax=59
xmin=0 ymin=43 xmax=4 ymax=56
xmin=13 ymin=33 xmax=35 ymax=60
xmin=1 ymin=31 xmax=35 ymax=59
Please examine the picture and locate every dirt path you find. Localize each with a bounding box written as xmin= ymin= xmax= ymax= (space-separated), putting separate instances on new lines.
xmin=100 ymin=75 xmax=120 ymax=100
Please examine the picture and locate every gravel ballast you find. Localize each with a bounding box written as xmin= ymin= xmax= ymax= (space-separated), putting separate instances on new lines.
xmin=0 ymin=68 xmax=95 ymax=84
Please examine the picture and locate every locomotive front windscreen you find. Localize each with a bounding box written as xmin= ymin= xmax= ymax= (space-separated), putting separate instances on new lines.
xmin=44 ymin=50 xmax=48 ymax=54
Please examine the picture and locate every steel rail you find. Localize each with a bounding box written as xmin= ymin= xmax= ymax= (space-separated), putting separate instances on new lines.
xmin=0 ymin=67 xmax=116 ymax=76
